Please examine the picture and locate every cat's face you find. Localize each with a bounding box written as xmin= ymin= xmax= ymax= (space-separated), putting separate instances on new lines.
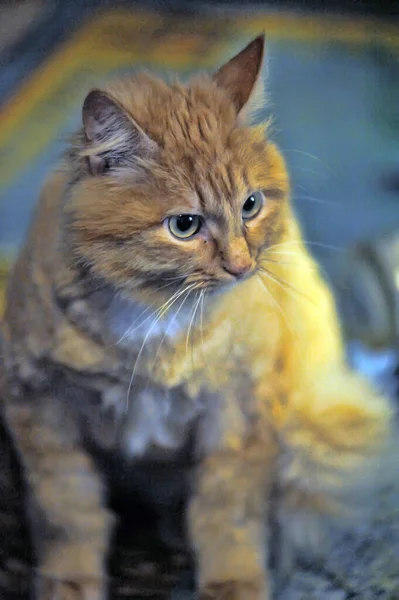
xmin=67 ymin=36 xmax=290 ymax=299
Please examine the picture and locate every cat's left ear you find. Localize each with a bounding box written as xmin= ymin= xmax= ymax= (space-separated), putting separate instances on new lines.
xmin=82 ymin=89 xmax=158 ymax=176
xmin=213 ymin=34 xmax=265 ymax=121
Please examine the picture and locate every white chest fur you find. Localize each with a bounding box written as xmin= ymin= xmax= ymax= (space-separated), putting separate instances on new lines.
xmin=107 ymin=291 xmax=198 ymax=345
xmin=103 ymin=293 xmax=219 ymax=462
xmin=121 ymin=384 xmax=204 ymax=458
xmin=101 ymin=380 xmax=219 ymax=463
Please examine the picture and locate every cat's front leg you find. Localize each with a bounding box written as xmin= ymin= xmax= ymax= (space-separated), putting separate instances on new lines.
xmin=189 ymin=429 xmax=277 ymax=600
xmin=3 ymin=392 xmax=113 ymax=600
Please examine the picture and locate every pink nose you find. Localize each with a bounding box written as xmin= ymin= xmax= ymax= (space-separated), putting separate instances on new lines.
xmin=223 ymin=260 xmax=253 ymax=279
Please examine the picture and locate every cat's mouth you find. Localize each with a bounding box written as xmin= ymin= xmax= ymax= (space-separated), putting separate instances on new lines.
xmin=140 ymin=267 xmax=255 ymax=299
xmin=188 ymin=271 xmax=255 ymax=294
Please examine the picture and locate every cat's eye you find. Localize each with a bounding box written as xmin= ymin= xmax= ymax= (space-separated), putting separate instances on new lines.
xmin=168 ymin=214 xmax=201 ymax=239
xmin=242 ymin=191 xmax=263 ymax=220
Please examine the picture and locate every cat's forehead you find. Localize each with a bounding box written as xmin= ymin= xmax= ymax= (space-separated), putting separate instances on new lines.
xmin=116 ymin=75 xmax=256 ymax=153
xmin=140 ymin=78 xmax=238 ymax=153
xmin=153 ymin=82 xmax=267 ymax=195
xmin=109 ymin=75 xmax=274 ymax=202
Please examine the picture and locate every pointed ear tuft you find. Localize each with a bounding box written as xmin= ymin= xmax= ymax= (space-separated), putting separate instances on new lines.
xmin=213 ymin=34 xmax=265 ymax=116
xmin=82 ymin=90 xmax=157 ymax=176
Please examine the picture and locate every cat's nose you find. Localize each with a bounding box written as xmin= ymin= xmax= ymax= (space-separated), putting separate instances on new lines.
xmin=222 ymin=238 xmax=254 ymax=279
xmin=223 ymin=260 xmax=253 ymax=279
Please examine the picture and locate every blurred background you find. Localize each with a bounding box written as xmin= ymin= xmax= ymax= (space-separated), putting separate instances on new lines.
xmin=0 ymin=0 xmax=398 ymax=387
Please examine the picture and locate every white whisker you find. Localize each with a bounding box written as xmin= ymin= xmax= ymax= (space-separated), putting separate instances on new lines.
xmin=125 ymin=282 xmax=198 ymax=413
xmin=264 ymin=250 xmax=332 ymax=288
xmin=149 ymin=286 xmax=194 ymax=377
xmin=199 ymin=289 xmax=212 ymax=376
xmin=282 ymin=149 xmax=336 ymax=176
xmin=259 ymin=266 xmax=315 ymax=307
xmin=267 ymin=239 xmax=345 ymax=253
xmin=257 ymin=275 xmax=297 ymax=341
xmin=260 ymin=256 xmax=318 ymax=270
xmin=293 ymin=195 xmax=337 ymax=207
xmin=114 ymin=280 xmax=186 ymax=346
xmin=185 ymin=290 xmax=202 ymax=362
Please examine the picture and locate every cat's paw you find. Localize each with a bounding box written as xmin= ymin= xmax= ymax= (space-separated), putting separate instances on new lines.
xmin=199 ymin=580 xmax=269 ymax=600
xmin=36 ymin=573 xmax=106 ymax=600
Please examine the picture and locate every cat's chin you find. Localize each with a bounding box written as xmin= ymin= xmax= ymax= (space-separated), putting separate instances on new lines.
xmin=205 ymin=283 xmax=234 ymax=297
xmin=209 ymin=272 xmax=255 ymax=294
xmin=119 ymin=272 xmax=250 ymax=307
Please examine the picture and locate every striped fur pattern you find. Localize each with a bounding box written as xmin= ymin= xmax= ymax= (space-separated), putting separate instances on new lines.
xmin=0 ymin=36 xmax=395 ymax=600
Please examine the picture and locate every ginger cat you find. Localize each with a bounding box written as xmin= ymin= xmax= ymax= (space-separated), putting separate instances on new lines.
xmin=0 ymin=35 xmax=395 ymax=600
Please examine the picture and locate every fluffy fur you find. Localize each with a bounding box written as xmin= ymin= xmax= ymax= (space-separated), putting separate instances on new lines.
xmin=0 ymin=35 xmax=395 ymax=600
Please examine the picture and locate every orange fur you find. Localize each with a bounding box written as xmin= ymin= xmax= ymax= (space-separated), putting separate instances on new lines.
xmin=0 ymin=35 xmax=395 ymax=600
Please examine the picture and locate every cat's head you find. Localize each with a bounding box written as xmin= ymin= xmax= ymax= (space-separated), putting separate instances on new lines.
xmin=66 ymin=35 xmax=290 ymax=299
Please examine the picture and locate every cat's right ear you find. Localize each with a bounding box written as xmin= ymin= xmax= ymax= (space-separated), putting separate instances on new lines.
xmin=82 ymin=90 xmax=157 ymax=176
xmin=213 ymin=35 xmax=266 ymax=123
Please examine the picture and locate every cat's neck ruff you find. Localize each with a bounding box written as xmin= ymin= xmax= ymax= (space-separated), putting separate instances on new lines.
xmin=106 ymin=288 xmax=207 ymax=347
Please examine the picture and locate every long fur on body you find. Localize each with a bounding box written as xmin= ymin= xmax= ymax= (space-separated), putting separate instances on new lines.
xmin=0 ymin=35 xmax=395 ymax=600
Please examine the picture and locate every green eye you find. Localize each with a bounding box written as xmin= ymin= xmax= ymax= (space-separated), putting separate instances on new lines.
xmin=168 ymin=214 xmax=201 ymax=239
xmin=242 ymin=191 xmax=263 ymax=220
